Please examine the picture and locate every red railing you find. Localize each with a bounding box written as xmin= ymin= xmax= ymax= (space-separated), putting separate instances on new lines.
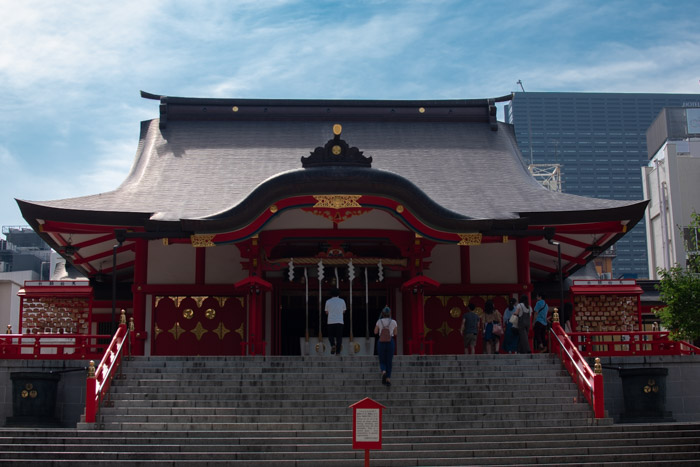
xmin=567 ymin=331 xmax=700 ymax=357
xmin=0 ymin=333 xmax=112 ymax=360
xmin=549 ymin=322 xmax=605 ymax=418
xmin=85 ymin=323 xmax=131 ymax=424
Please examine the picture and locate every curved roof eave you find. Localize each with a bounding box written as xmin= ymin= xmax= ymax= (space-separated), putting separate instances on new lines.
xmin=175 ymin=166 xmax=516 ymax=234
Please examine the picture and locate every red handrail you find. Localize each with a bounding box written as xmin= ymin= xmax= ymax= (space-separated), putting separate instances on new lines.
xmin=550 ymin=322 xmax=605 ymax=418
xmin=85 ymin=324 xmax=130 ymax=424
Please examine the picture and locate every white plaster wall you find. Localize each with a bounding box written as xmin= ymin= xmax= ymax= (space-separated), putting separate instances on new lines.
xmin=469 ymin=241 xmax=517 ymax=284
xmin=337 ymin=209 xmax=407 ymax=230
xmin=147 ymin=241 xmax=195 ymax=284
xmin=424 ymin=244 xmax=461 ymax=284
xmin=264 ymin=207 xmax=407 ymax=231
xmin=205 ymin=244 xmax=248 ymax=284
xmin=265 ymin=209 xmax=332 ymax=230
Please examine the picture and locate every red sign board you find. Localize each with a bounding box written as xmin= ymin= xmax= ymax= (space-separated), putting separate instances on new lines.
xmin=349 ymin=397 xmax=386 ymax=450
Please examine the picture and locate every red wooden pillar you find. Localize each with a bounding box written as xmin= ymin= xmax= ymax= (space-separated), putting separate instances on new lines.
xmin=235 ymin=276 xmax=272 ymax=355
xmin=131 ymin=238 xmax=148 ymax=355
xmin=401 ymin=275 xmax=439 ymax=355
xmin=516 ymin=237 xmax=532 ymax=296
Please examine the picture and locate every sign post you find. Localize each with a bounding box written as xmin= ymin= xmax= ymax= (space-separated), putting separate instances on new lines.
xmin=349 ymin=397 xmax=386 ymax=467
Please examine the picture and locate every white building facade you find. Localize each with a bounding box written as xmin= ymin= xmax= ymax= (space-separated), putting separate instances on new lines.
xmin=642 ymin=107 xmax=700 ymax=278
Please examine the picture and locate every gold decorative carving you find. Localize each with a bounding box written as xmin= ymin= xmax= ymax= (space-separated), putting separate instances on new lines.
xmin=154 ymin=324 xmax=162 ymax=339
xmin=182 ymin=308 xmax=194 ymax=319
xmin=235 ymin=323 xmax=245 ymax=340
xmin=312 ymin=195 xmax=362 ymax=209
xmin=162 ymin=238 xmax=169 ymax=246
xmin=193 ymin=296 xmax=207 ymax=308
xmin=155 ymin=296 xmax=165 ymax=307
xmin=423 ymin=323 xmax=430 ymax=337
xmin=458 ymin=233 xmax=482 ymax=246
xmin=191 ymin=234 xmax=216 ymax=247
xmin=353 ymin=342 xmax=361 ymax=353
xmin=215 ymin=296 xmax=226 ymax=307
xmin=191 ymin=322 xmax=208 ymax=341
xmin=331 ymin=145 xmax=342 ymax=155
xmin=174 ymin=296 xmax=186 ymax=308
xmin=236 ymin=297 xmax=245 ymax=308
xmin=214 ymin=322 xmax=231 ymax=340
xmin=396 ymin=205 xmax=404 ymax=213
xmin=333 ymin=124 xmax=342 ymax=135
xmin=232 ymin=106 xmax=239 ymax=112
xmin=205 ymin=308 xmax=216 ymax=320
xmin=503 ymin=236 xmax=509 ymax=243
xmin=437 ymin=296 xmax=450 ymax=307
xmin=303 ymin=207 xmax=371 ymax=224
xmin=418 ymin=107 xmax=425 ymax=113
xmin=437 ymin=321 xmax=453 ymax=337
xmin=168 ymin=322 xmax=184 ymax=340
xmin=449 ymin=307 xmax=462 ymax=319
xmin=270 ymin=204 xmax=278 ymax=213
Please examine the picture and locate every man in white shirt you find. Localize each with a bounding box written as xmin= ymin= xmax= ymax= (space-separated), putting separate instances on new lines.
xmin=325 ymin=288 xmax=346 ymax=355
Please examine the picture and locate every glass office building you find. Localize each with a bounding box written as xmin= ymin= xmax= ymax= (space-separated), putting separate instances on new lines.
xmin=505 ymin=92 xmax=700 ymax=278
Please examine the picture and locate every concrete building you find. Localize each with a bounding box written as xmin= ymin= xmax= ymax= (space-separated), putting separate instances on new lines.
xmin=0 ymin=226 xmax=61 ymax=332
xmin=505 ymin=92 xmax=700 ymax=279
xmin=642 ymin=107 xmax=700 ymax=278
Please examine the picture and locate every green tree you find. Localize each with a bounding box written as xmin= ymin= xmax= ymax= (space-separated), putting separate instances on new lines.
xmin=654 ymin=211 xmax=700 ymax=342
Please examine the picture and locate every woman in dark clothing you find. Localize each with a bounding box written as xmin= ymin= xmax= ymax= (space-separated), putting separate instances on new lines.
xmin=502 ymin=298 xmax=519 ymax=353
xmin=515 ymin=295 xmax=532 ymax=354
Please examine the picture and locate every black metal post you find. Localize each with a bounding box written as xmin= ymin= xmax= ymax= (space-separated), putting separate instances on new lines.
xmin=111 ymin=243 xmax=118 ymax=334
xmin=557 ymin=242 xmax=564 ymax=310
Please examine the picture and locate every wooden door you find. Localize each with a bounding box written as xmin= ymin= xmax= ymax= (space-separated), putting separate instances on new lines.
xmin=152 ymin=295 xmax=246 ymax=356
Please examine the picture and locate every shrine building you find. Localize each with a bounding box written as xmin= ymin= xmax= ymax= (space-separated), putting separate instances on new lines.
xmin=15 ymin=92 xmax=648 ymax=356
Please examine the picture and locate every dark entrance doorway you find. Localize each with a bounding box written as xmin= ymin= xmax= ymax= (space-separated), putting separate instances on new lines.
xmin=278 ymin=290 xmax=389 ymax=356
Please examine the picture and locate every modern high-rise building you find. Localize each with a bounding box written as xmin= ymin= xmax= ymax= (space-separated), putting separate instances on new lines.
xmin=505 ymin=92 xmax=700 ymax=278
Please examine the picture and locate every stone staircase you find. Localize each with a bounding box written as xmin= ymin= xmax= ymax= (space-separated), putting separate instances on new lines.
xmin=1 ymin=353 xmax=700 ymax=465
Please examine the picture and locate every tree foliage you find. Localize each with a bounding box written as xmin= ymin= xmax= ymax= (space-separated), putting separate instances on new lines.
xmin=654 ymin=212 xmax=700 ymax=342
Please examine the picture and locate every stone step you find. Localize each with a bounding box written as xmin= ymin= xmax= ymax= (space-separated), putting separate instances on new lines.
xmin=1 ymin=445 xmax=699 ymax=464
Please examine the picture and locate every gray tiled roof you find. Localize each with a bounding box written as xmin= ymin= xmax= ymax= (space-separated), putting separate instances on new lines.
xmin=21 ymin=118 xmax=644 ymax=227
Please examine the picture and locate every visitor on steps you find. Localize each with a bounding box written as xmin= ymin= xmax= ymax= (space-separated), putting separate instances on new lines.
xmin=325 ymin=288 xmax=346 ymax=355
xmin=375 ymin=306 xmax=398 ymax=387
xmin=533 ymin=292 xmax=549 ymax=351
xmin=502 ymin=297 xmax=519 ymax=353
xmin=482 ymin=299 xmax=502 ymax=354
xmin=515 ymin=295 xmax=533 ymax=354
xmin=460 ymin=303 xmax=480 ymax=355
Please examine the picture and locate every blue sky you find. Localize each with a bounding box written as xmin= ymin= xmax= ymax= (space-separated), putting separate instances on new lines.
xmin=2 ymin=0 xmax=700 ymax=230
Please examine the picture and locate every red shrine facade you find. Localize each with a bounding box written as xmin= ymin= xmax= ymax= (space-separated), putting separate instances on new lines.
xmin=16 ymin=93 xmax=648 ymax=356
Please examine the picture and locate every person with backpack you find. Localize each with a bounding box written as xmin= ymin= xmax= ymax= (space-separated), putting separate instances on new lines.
xmin=374 ymin=306 xmax=398 ymax=387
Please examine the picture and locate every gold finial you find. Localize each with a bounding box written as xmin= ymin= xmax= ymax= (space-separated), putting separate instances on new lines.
xmin=129 ymin=317 xmax=135 ymax=332
xmin=6 ymin=324 xmax=11 ymax=334
xmin=120 ymin=309 xmax=127 ymax=325
xmin=553 ymin=307 xmax=560 ymax=323
xmin=594 ymin=357 xmax=602 ymax=375
xmin=88 ymin=360 xmax=96 ymax=378
xmin=332 ymin=124 xmax=342 ymax=136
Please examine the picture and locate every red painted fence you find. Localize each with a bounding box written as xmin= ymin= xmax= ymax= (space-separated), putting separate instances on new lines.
xmin=0 ymin=333 xmax=112 ymax=360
